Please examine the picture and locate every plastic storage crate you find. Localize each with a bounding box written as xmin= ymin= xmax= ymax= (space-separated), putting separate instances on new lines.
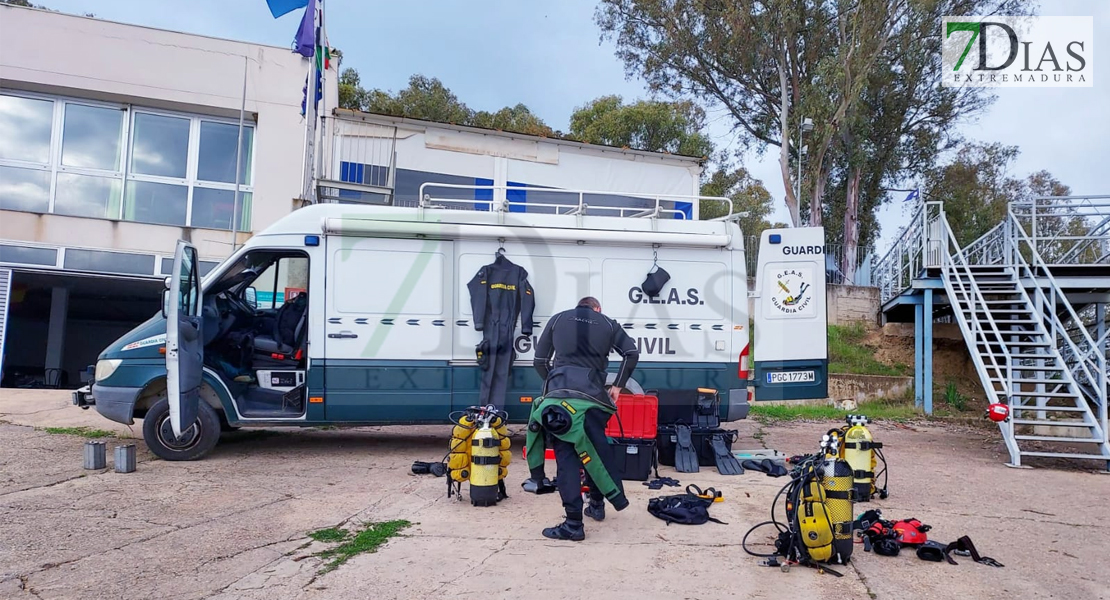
xmin=606 ymin=393 xmax=659 ymax=439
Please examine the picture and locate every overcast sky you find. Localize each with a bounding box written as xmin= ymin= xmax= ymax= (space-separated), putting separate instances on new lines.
xmin=37 ymin=0 xmax=1110 ymax=255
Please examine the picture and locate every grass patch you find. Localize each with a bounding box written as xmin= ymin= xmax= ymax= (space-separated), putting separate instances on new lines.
xmin=828 ymin=324 xmax=911 ymax=376
xmin=308 ymin=527 xmax=349 ymax=543
xmin=750 ymin=399 xmax=922 ymax=423
xmin=942 ymin=380 xmax=969 ymax=411
xmin=315 ymin=520 xmax=411 ymax=574
xmin=41 ymin=426 xmax=115 ymax=438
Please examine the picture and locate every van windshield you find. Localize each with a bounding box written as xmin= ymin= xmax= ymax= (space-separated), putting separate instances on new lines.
xmin=204 ymin=253 xmax=274 ymax=297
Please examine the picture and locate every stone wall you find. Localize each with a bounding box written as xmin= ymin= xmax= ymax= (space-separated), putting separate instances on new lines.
xmin=827 ymin=285 xmax=880 ymax=327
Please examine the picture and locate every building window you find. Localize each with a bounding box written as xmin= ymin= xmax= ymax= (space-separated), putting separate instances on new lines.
xmin=0 ymin=92 xmax=254 ymax=231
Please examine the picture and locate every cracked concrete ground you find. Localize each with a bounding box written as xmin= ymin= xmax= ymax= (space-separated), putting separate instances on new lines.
xmin=2 ymin=389 xmax=1108 ymax=600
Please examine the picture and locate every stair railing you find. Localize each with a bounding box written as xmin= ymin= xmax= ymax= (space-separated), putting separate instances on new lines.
xmin=929 ymin=202 xmax=1019 ymax=452
xmin=872 ymin=204 xmax=926 ymax=303
xmin=1007 ymin=207 xmax=1108 ymax=442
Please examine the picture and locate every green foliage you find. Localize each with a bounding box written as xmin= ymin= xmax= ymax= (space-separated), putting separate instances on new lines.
xmin=567 ymin=95 xmax=713 ymax=157
xmin=923 ymin=142 xmax=1021 ymax=247
xmin=337 ymin=68 xmax=369 ymax=114
xmin=943 ymin=380 xmax=968 ymax=411
xmin=923 ymin=143 xmax=1086 ymax=255
xmin=365 ymin=74 xmax=472 ymax=124
xmin=314 ymin=520 xmax=411 ymax=574
xmin=339 ymin=71 xmax=554 ymax=137
xmin=470 ymin=103 xmax=555 ymax=137
xmin=700 ymin=166 xmax=778 ymax=234
xmin=595 ymin=0 xmax=1031 ymax=266
xmin=828 ymin=324 xmax=911 ymax=376
xmin=308 ymin=527 xmax=349 ymax=543
xmin=750 ymin=398 xmax=921 ymax=423
xmin=41 ymin=426 xmax=115 ymax=438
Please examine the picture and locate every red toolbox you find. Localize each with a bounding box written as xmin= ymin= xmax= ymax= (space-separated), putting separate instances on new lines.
xmin=606 ymin=394 xmax=659 ymax=439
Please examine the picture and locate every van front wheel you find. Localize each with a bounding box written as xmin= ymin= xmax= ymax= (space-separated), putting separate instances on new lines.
xmin=142 ymin=398 xmax=220 ymax=461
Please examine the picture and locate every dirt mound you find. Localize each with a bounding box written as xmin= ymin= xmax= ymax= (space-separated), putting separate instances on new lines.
xmin=867 ymin=324 xmax=984 ymax=412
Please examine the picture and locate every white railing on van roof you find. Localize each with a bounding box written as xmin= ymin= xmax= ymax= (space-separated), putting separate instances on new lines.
xmin=417 ymin=182 xmax=736 ymax=221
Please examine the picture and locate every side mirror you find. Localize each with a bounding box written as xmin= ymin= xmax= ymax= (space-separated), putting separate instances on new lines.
xmin=244 ymin=287 xmax=257 ymax=310
xmin=161 ymin=289 xmax=170 ymax=318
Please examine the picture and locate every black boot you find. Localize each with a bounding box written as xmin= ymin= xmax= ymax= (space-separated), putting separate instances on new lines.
xmin=584 ymin=499 xmax=606 ymax=522
xmin=542 ymin=518 xmax=585 ymax=541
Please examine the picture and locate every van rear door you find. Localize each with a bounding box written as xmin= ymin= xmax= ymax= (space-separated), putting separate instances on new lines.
xmin=166 ymin=240 xmax=203 ymax=437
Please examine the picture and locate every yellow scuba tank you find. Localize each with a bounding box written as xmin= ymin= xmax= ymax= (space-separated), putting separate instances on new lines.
xmin=842 ymin=414 xmax=887 ymax=502
xmin=797 ymin=461 xmax=835 ymax=563
xmin=469 ymin=422 xmax=501 ymax=506
xmin=819 ymin=441 xmax=855 ymax=564
xmin=447 ymin=406 xmax=511 ymax=507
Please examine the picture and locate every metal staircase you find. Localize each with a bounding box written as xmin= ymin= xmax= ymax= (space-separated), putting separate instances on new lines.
xmin=877 ymin=199 xmax=1109 ymax=468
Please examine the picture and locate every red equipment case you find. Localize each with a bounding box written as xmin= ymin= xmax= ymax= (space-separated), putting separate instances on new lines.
xmin=606 ymin=394 xmax=659 ymax=439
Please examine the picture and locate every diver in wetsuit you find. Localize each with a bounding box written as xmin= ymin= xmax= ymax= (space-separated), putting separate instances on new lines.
xmin=523 ymin=296 xmax=640 ymax=541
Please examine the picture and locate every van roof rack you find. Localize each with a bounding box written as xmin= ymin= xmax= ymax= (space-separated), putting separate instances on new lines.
xmin=412 ymin=183 xmax=741 ymax=222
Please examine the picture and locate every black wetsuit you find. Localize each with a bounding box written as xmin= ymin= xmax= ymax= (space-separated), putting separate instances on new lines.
xmin=532 ymin=306 xmax=640 ymax=520
xmin=467 ymin=254 xmax=535 ymax=409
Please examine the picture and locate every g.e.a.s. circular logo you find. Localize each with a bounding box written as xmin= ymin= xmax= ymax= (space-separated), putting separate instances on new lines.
xmin=770 ymin=267 xmax=813 ymax=315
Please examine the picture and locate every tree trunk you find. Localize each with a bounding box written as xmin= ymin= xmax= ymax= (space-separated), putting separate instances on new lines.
xmin=809 ymin=147 xmax=829 ymax=227
xmin=776 ymin=47 xmax=800 ymax=227
xmin=842 ymin=165 xmax=862 ymax=284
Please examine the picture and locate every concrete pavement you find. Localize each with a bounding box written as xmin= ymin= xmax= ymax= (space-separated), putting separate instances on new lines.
xmin=2 ymin=389 xmax=1107 ymax=600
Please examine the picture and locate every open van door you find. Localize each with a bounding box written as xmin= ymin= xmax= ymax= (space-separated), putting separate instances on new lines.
xmin=166 ymin=240 xmax=203 ymax=438
xmin=751 ymin=227 xmax=829 ymax=401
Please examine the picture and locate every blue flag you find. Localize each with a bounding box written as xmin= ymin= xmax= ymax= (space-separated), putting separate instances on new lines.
xmin=294 ymin=0 xmax=317 ymax=57
xmin=904 ymin=189 xmax=920 ymax=202
xmin=266 ymin=0 xmax=309 ymax=18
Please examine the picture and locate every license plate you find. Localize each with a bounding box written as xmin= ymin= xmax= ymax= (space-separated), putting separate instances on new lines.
xmin=767 ymin=371 xmax=816 ymax=384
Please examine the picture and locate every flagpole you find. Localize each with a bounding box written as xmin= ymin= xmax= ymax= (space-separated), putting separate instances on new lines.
xmin=231 ymin=54 xmax=248 ymax=254
xmin=316 ymin=0 xmax=326 ymax=192
xmin=300 ymin=0 xmax=319 ymax=204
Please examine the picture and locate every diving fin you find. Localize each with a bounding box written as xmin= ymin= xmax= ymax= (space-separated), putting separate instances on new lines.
xmin=710 ymin=434 xmax=744 ymax=475
xmin=674 ymin=424 xmax=700 ymax=473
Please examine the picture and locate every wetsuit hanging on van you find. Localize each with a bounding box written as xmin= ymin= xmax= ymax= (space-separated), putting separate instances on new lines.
xmin=467 ymin=249 xmax=535 ymax=409
xmin=524 ymin=296 xmax=639 ymax=541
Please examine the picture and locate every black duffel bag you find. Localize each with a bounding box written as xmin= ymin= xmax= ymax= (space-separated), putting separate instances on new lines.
xmin=647 ymin=492 xmax=727 ymax=525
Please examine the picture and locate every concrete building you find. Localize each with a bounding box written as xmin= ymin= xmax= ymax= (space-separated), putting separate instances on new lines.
xmin=0 ymin=5 xmax=338 ymax=387
xmin=0 ymin=5 xmax=708 ymax=390
xmin=320 ymin=110 xmax=705 ymax=216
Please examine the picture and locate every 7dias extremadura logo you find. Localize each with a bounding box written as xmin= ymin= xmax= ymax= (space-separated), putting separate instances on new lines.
xmin=942 ymin=16 xmax=1094 ymax=88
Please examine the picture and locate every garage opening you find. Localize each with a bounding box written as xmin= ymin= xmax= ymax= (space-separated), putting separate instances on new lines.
xmin=1 ymin=270 xmax=162 ymax=389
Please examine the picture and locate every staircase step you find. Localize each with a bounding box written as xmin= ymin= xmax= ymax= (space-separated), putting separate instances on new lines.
xmin=1009 ymin=390 xmax=1080 ymax=398
xmin=1006 ymin=403 xmax=1085 ymax=410
xmin=963 ymin=317 xmax=1038 ymax=323
xmin=1014 ymin=435 xmax=1103 ymax=443
xmin=1018 ymin=451 xmax=1110 ymax=460
xmin=1009 ymin=378 xmax=1069 ymax=384
xmin=1013 ymin=419 xmax=1093 ymax=426
xmin=980 ymin=352 xmax=1059 ymax=359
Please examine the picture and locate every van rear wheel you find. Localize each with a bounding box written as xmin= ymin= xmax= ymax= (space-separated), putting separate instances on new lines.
xmin=142 ymin=398 xmax=220 ymax=461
